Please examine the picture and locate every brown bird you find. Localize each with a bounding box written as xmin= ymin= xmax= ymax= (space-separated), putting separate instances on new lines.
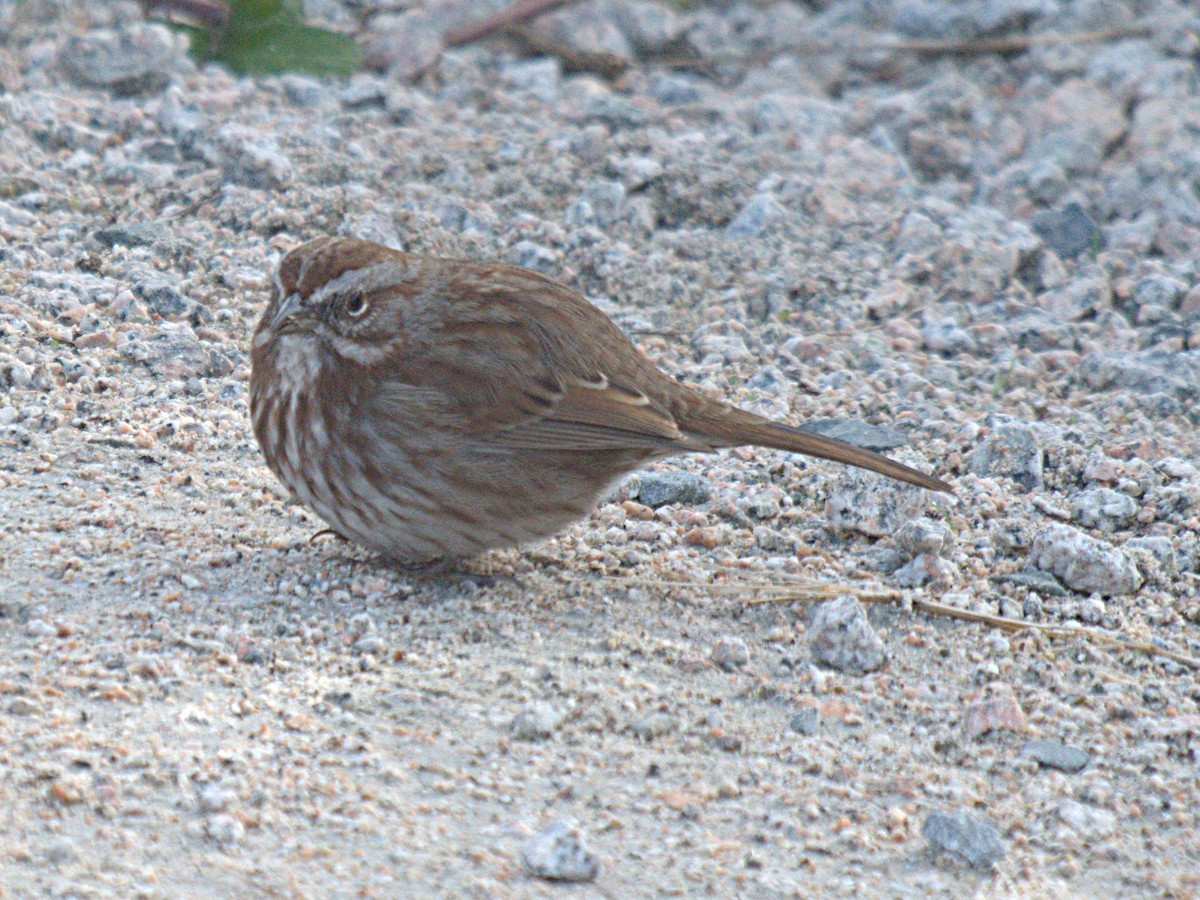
xmin=250 ymin=237 xmax=951 ymax=563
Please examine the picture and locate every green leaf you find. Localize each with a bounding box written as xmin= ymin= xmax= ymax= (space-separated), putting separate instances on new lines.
xmin=172 ymin=23 xmax=214 ymax=61
xmin=219 ymin=21 xmax=362 ymax=76
xmin=160 ymin=0 xmax=362 ymax=76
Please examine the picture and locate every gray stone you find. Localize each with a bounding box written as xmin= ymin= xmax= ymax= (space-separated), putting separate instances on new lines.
xmin=219 ymin=126 xmax=293 ymax=190
xmin=710 ymin=637 xmax=749 ymax=671
xmin=1123 ymin=536 xmax=1178 ymax=576
xmin=894 ymin=553 xmax=960 ymax=589
xmin=1024 ymin=80 xmax=1126 ymax=174
xmin=205 ymin=814 xmax=245 ymax=845
xmin=94 ymin=223 xmax=163 ymax=248
xmin=801 ymin=418 xmax=908 ymax=452
xmin=60 ymin=24 xmax=186 ymax=95
xmin=582 ymin=179 xmax=626 ymax=225
xmin=1030 ymin=524 xmax=1143 ymax=596
xmin=1021 ymin=739 xmax=1091 ymax=773
xmin=1030 ymin=202 xmax=1104 ymax=259
xmin=789 ymin=707 xmax=821 ymax=736
xmin=629 ymin=712 xmax=674 ymax=740
xmin=509 ymin=241 xmax=559 ymax=275
xmin=1071 ymin=487 xmax=1137 ymax=532
xmin=611 ymin=0 xmax=683 ymax=53
xmin=367 ymin=10 xmax=444 ymax=81
xmin=536 ymin=3 xmax=633 ymax=62
xmin=922 ymin=318 xmax=977 ymax=355
xmin=826 ymin=466 xmax=928 ymax=538
xmin=893 ymin=516 xmax=950 ymax=557
xmin=280 ymin=74 xmax=333 ymax=108
xmin=808 ymin=595 xmax=885 ymax=674
xmin=500 ymin=58 xmax=561 ymax=102
xmin=132 ymin=276 xmax=194 ymax=320
xmin=635 ymin=471 xmax=711 ymax=508
xmin=0 ymin=201 xmax=34 ymax=227
xmin=1131 ymin=274 xmax=1186 ymax=309
xmin=726 ymin=193 xmax=788 ymax=238
xmin=1077 ymin=351 xmax=1200 ymax=404
xmin=891 ymin=0 xmax=1053 ymax=40
xmin=922 ymin=809 xmax=1005 ymax=869
xmin=993 ymin=569 xmax=1068 ymax=597
xmin=522 ymin=819 xmax=600 ymax=883
xmin=339 ymin=74 xmax=390 ymax=108
xmin=1039 ymin=276 xmax=1111 ymax=322
xmin=968 ymin=422 xmax=1044 ymax=489
xmin=121 ymin=332 xmax=234 ymax=380
xmin=41 ymin=836 xmax=80 ymax=865
xmin=649 ymin=73 xmax=701 ymax=105
xmin=510 ymin=702 xmax=563 ymax=741
xmin=1057 ymin=800 xmax=1116 ymax=842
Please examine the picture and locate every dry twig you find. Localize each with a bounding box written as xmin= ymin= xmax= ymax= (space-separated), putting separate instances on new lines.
xmin=442 ymin=0 xmax=578 ymax=48
xmin=142 ymin=0 xmax=228 ymax=30
xmin=610 ymin=575 xmax=1200 ymax=670
xmin=502 ymin=24 xmax=629 ymax=78
xmin=651 ymin=25 xmax=1154 ymax=69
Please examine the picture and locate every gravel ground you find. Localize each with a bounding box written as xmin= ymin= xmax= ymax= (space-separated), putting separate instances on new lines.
xmin=2 ymin=0 xmax=1200 ymax=896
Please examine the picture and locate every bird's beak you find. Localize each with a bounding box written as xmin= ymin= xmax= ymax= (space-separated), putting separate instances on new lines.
xmin=270 ymin=292 xmax=305 ymax=330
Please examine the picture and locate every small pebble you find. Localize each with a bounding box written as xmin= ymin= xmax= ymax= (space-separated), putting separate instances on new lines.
xmin=1021 ymin=739 xmax=1091 ymax=773
xmin=963 ymin=691 xmax=1028 ymax=738
xmin=789 ymin=707 xmax=821 ymax=736
xmin=968 ymin=422 xmax=1044 ymax=489
xmin=893 ymin=517 xmax=950 ymax=557
xmin=710 ymin=636 xmax=750 ymax=671
xmin=808 ymin=595 xmax=885 ymax=674
xmin=521 ymin=819 xmax=600 ymax=883
xmin=510 ymin=702 xmax=563 ymax=741
xmin=205 ymin=813 xmax=246 ymax=846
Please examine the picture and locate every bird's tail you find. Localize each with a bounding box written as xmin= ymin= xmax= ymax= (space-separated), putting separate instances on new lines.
xmin=684 ymin=404 xmax=953 ymax=493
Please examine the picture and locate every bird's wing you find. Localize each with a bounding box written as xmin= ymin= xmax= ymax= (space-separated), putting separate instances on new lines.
xmin=373 ymin=287 xmax=709 ymax=454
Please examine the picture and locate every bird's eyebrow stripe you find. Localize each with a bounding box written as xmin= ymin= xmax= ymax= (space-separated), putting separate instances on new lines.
xmin=310 ymin=262 xmax=405 ymax=306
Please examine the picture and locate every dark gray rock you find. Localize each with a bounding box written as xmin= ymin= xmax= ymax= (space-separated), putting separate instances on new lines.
xmin=891 ymin=0 xmax=1053 ymax=40
xmin=132 ymin=277 xmax=193 ymax=320
xmin=993 ymin=569 xmax=1068 ymax=598
xmin=923 ymin=809 xmax=1005 ymax=869
xmin=1021 ymin=739 xmax=1091 ymax=773
xmin=802 ymin=418 xmax=908 ymax=452
xmin=635 ymin=471 xmax=711 ymax=508
xmin=1030 ymin=202 xmax=1104 ymax=259
xmin=95 ymin=223 xmax=162 ymax=248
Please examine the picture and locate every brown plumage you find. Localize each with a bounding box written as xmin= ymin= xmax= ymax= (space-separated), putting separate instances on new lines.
xmin=250 ymin=236 xmax=951 ymax=563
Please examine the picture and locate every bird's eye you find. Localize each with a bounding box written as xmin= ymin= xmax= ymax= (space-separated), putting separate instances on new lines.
xmin=343 ymin=293 xmax=368 ymax=318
